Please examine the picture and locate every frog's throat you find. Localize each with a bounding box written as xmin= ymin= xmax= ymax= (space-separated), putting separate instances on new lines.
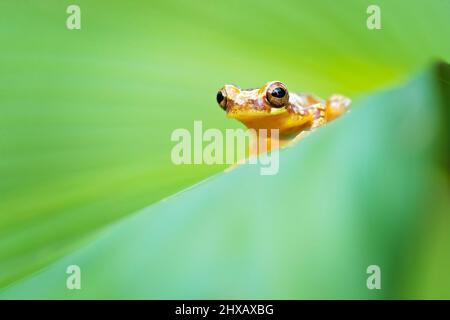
xmin=228 ymin=109 xmax=312 ymax=139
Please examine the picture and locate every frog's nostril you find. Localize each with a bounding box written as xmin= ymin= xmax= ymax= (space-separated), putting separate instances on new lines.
xmin=271 ymin=87 xmax=286 ymax=98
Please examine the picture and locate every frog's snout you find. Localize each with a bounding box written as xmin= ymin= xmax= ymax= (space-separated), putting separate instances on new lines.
xmin=216 ymin=84 xmax=240 ymax=112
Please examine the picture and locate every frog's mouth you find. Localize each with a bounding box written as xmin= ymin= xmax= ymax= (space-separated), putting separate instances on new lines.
xmin=226 ymin=107 xmax=286 ymax=120
xmin=227 ymin=107 xmax=303 ymax=133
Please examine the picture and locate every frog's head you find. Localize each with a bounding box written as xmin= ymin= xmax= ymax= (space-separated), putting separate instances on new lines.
xmin=216 ymin=81 xmax=312 ymax=135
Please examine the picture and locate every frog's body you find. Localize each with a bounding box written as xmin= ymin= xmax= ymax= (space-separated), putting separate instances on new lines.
xmin=216 ymin=81 xmax=350 ymax=153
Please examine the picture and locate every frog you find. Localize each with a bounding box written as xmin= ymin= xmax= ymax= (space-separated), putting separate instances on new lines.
xmin=216 ymin=81 xmax=351 ymax=153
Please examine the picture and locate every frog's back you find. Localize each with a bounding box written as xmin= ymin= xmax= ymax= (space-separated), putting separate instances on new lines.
xmin=290 ymin=92 xmax=324 ymax=108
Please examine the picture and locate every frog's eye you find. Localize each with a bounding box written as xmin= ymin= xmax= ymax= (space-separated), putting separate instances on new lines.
xmin=266 ymin=82 xmax=289 ymax=108
xmin=216 ymin=89 xmax=227 ymax=110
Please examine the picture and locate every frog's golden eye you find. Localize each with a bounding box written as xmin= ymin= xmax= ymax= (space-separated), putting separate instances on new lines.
xmin=266 ymin=82 xmax=289 ymax=108
xmin=216 ymin=89 xmax=227 ymax=110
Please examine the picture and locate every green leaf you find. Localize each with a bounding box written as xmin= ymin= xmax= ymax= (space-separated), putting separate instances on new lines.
xmin=1 ymin=63 xmax=448 ymax=299
xmin=1 ymin=0 xmax=449 ymax=294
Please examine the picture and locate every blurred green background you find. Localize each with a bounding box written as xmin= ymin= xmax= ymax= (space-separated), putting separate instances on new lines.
xmin=0 ymin=0 xmax=449 ymax=298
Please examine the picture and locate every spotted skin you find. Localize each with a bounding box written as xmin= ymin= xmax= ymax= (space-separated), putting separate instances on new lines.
xmin=217 ymin=81 xmax=351 ymax=153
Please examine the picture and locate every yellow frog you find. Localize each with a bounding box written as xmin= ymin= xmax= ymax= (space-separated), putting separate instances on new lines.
xmin=216 ymin=81 xmax=350 ymax=152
